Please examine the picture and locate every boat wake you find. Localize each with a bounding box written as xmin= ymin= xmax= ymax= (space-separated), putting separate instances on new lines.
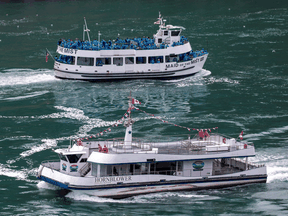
xmin=65 ymin=190 xmax=219 ymax=203
xmin=0 ymin=68 xmax=57 ymax=87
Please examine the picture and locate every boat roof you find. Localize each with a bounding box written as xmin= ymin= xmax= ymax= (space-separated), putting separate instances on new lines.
xmin=54 ymin=145 xmax=87 ymax=155
xmin=87 ymin=146 xmax=255 ymax=165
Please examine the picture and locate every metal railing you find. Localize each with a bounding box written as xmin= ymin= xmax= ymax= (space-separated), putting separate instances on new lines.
xmin=41 ymin=160 xmax=60 ymax=171
xmin=99 ymin=133 xmax=253 ymax=155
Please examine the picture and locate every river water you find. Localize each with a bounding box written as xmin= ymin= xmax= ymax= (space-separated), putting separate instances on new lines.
xmin=0 ymin=0 xmax=288 ymax=215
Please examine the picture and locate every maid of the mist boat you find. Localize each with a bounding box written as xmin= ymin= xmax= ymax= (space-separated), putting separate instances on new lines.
xmin=37 ymin=97 xmax=267 ymax=199
xmin=52 ymin=13 xmax=208 ymax=81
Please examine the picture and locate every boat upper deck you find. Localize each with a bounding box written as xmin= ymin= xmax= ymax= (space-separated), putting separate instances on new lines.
xmin=92 ymin=133 xmax=252 ymax=155
xmin=83 ymin=134 xmax=255 ymax=164
xmin=58 ymin=35 xmax=189 ymax=51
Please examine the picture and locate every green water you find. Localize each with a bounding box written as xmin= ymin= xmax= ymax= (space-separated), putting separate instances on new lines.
xmin=0 ymin=0 xmax=288 ymax=215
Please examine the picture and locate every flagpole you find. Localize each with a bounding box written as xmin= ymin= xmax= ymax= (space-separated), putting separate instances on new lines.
xmin=45 ymin=48 xmax=55 ymax=62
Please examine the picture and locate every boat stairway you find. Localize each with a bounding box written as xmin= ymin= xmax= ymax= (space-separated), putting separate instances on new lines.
xmin=79 ymin=163 xmax=91 ymax=177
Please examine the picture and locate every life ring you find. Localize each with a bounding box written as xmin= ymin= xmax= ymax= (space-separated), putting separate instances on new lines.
xmin=223 ymin=138 xmax=226 ymax=144
xmin=244 ymin=144 xmax=247 ymax=149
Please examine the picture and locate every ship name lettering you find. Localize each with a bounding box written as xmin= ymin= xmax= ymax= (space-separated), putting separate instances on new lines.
xmin=191 ymin=59 xmax=199 ymax=64
xmin=165 ymin=63 xmax=178 ymax=68
xmin=58 ymin=46 xmax=76 ymax=55
xmin=95 ymin=176 xmax=132 ymax=183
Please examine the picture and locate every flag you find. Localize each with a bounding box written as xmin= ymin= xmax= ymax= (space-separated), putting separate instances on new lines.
xmin=239 ymin=131 xmax=243 ymax=140
xmin=132 ymin=98 xmax=141 ymax=104
xmin=45 ymin=51 xmax=49 ymax=62
xmin=127 ymin=107 xmax=132 ymax=113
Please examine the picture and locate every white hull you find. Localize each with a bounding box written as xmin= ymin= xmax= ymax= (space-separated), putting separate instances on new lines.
xmin=54 ymin=53 xmax=208 ymax=81
xmin=38 ymin=164 xmax=267 ymax=199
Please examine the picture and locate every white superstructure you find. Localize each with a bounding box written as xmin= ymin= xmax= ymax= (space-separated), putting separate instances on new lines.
xmin=52 ymin=13 xmax=208 ymax=81
xmin=37 ymin=98 xmax=267 ymax=199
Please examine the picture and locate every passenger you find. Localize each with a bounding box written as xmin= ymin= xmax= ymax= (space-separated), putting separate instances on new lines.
xmin=103 ymin=145 xmax=109 ymax=153
xmin=198 ymin=130 xmax=205 ymax=140
xmin=98 ymin=144 xmax=102 ymax=152
xmin=113 ymin=166 xmax=118 ymax=176
xmin=204 ymin=130 xmax=210 ymax=140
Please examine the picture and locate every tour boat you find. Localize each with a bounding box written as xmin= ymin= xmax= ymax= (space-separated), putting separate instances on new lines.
xmin=52 ymin=13 xmax=208 ymax=81
xmin=37 ymin=97 xmax=267 ymax=199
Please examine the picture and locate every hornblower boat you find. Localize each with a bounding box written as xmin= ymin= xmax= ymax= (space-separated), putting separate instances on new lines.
xmin=37 ymin=98 xmax=267 ymax=199
xmin=52 ymin=13 xmax=208 ymax=81
xmin=37 ymin=97 xmax=267 ymax=198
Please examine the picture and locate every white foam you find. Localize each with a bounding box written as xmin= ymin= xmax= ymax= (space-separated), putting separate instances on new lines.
xmin=177 ymin=194 xmax=209 ymax=198
xmin=245 ymin=125 xmax=288 ymax=141
xmin=0 ymin=69 xmax=57 ymax=87
xmin=20 ymin=139 xmax=57 ymax=158
xmin=4 ymin=91 xmax=49 ymax=101
xmin=206 ymin=77 xmax=239 ymax=85
xmin=36 ymin=181 xmax=59 ymax=190
xmin=0 ymin=163 xmax=27 ymax=180
xmin=66 ymin=191 xmax=135 ymax=203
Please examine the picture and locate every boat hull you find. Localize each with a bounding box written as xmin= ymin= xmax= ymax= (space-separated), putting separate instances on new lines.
xmin=37 ymin=165 xmax=267 ymax=199
xmin=53 ymin=55 xmax=208 ymax=81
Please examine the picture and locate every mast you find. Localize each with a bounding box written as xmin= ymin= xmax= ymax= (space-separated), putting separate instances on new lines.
xmin=123 ymin=93 xmax=133 ymax=149
xmin=83 ymin=17 xmax=91 ymax=43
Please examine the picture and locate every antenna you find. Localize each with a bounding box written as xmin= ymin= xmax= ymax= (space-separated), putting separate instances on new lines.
xmin=83 ymin=17 xmax=91 ymax=43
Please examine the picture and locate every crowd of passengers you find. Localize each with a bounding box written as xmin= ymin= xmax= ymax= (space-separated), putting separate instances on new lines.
xmin=55 ymin=48 xmax=208 ymax=65
xmin=57 ymin=36 xmax=189 ymax=51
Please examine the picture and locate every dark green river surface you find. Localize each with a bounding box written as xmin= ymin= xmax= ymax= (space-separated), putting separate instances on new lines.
xmin=0 ymin=0 xmax=288 ymax=215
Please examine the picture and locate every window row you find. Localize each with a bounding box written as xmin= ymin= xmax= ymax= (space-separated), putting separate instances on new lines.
xmin=56 ymin=51 xmax=196 ymax=66
xmin=91 ymin=161 xmax=183 ymax=177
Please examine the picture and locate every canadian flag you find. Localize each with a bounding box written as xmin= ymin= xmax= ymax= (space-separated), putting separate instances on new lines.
xmin=132 ymin=98 xmax=141 ymax=104
xmin=239 ymin=131 xmax=243 ymax=140
xmin=45 ymin=51 xmax=49 ymax=62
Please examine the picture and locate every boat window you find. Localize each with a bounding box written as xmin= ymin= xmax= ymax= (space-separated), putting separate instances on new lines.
xmin=80 ymin=158 xmax=87 ymax=163
xmin=178 ymin=52 xmax=192 ymax=62
xmin=125 ymin=57 xmax=134 ymax=64
xmin=113 ymin=57 xmax=123 ymax=66
xmin=136 ymin=57 xmax=146 ymax=64
xmin=177 ymin=161 xmax=183 ymax=171
xmin=171 ymin=30 xmax=180 ymax=36
xmin=58 ymin=154 xmax=68 ymax=162
xmin=77 ymin=57 xmax=94 ymax=66
xmin=66 ymin=154 xmax=82 ymax=163
xmin=96 ymin=58 xmax=111 ymax=66
xmin=151 ymin=161 xmax=176 ymax=175
xmin=92 ymin=163 xmax=98 ymax=176
xmin=149 ymin=56 xmax=163 ymax=64
xmin=158 ymin=38 xmax=162 ymax=44
xmin=165 ymin=55 xmax=178 ymax=63
xmin=55 ymin=55 xmax=75 ymax=65
xmin=164 ymin=31 xmax=168 ymax=36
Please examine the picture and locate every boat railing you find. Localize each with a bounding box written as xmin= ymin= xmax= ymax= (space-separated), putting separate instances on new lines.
xmin=41 ymin=160 xmax=60 ymax=171
xmin=79 ymin=162 xmax=91 ymax=177
xmin=229 ymin=158 xmax=265 ymax=169
xmin=87 ymin=133 xmax=253 ymax=155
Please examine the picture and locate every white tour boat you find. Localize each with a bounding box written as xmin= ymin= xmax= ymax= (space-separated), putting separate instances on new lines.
xmin=37 ymin=97 xmax=267 ymax=199
xmin=52 ymin=13 xmax=208 ymax=81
